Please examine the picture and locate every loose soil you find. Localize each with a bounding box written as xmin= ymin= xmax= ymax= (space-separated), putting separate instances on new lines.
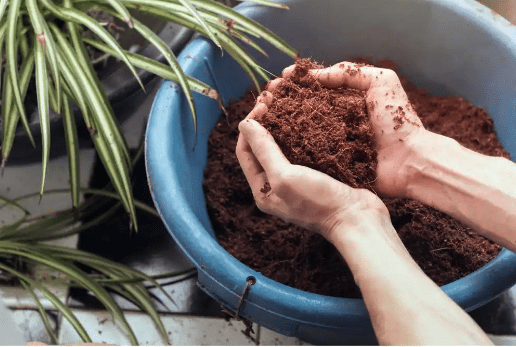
xmin=203 ymin=58 xmax=507 ymax=298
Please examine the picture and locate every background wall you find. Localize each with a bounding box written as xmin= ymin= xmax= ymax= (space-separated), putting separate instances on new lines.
xmin=478 ymin=0 xmax=516 ymax=23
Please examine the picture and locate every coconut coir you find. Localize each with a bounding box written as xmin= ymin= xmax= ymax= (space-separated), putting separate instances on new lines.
xmin=255 ymin=59 xmax=377 ymax=189
xmin=203 ymin=59 xmax=505 ymax=298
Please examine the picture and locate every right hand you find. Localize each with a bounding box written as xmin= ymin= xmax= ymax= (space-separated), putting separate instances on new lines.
xmin=278 ymin=62 xmax=427 ymax=197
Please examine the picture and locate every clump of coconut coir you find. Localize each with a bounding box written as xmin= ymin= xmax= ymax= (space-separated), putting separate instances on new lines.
xmin=254 ymin=58 xmax=377 ymax=189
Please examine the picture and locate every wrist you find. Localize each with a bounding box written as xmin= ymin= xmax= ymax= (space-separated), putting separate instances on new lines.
xmin=323 ymin=191 xmax=390 ymax=243
xmin=326 ymin=201 xmax=407 ymax=258
xmin=329 ymin=209 xmax=422 ymax=283
xmin=403 ymin=129 xmax=461 ymax=200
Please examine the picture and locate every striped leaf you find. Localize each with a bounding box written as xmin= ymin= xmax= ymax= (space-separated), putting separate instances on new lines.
xmin=34 ymin=35 xmax=51 ymax=197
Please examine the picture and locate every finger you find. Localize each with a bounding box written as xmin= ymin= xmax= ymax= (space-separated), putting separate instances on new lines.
xmin=256 ymin=90 xmax=274 ymax=106
xmin=265 ymin=78 xmax=283 ymax=93
xmin=236 ymin=133 xmax=269 ymax=195
xmin=310 ymin=62 xmax=389 ymax=90
xmin=246 ymin=102 xmax=268 ymax=120
xmin=238 ymin=118 xmax=290 ymax=178
xmin=282 ymin=64 xmax=295 ymax=79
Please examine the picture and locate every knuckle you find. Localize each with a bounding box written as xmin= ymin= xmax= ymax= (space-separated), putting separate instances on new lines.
xmin=379 ymin=68 xmax=400 ymax=82
xmin=272 ymin=170 xmax=294 ymax=193
xmin=257 ymin=91 xmax=274 ymax=106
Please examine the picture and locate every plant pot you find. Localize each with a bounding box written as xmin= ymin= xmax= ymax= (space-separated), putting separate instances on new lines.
xmin=145 ymin=0 xmax=516 ymax=344
xmin=4 ymin=19 xmax=193 ymax=164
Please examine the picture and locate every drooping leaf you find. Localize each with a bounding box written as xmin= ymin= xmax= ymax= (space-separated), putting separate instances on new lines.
xmin=189 ymin=0 xmax=297 ymax=57
xmin=0 ymin=0 xmax=8 ymax=23
xmin=104 ymin=0 xmax=134 ymax=28
xmin=82 ymin=38 xmax=219 ymax=100
xmin=1 ymin=48 xmax=35 ymax=166
xmin=62 ymin=13 xmax=131 ymax=166
xmin=34 ymin=35 xmax=51 ymax=198
xmin=40 ymin=0 xmax=144 ymax=91
xmin=176 ymin=0 xmax=222 ymax=49
xmin=0 ymin=262 xmax=92 ymax=343
xmin=50 ymin=23 xmax=137 ymax=228
xmin=236 ymin=0 xmax=290 ymax=9
xmin=100 ymin=7 xmax=199 ymax=134
xmin=26 ymin=0 xmax=61 ymax=112
xmin=20 ymin=281 xmax=59 ymax=345
xmin=5 ymin=0 xmax=34 ymax=146
xmin=61 ymin=94 xmax=81 ymax=208
xmin=0 ymin=242 xmax=139 ymax=344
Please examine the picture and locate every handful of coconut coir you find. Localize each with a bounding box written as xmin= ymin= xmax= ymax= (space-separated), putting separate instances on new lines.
xmin=255 ymin=59 xmax=378 ymax=189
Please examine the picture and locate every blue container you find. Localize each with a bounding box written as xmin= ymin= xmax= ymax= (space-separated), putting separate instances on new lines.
xmin=146 ymin=0 xmax=516 ymax=344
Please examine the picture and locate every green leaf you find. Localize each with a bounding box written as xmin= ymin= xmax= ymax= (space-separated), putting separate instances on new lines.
xmin=26 ymin=0 xmax=61 ymax=113
xmin=40 ymin=0 xmax=145 ymax=91
xmin=1 ymin=48 xmax=35 ymax=166
xmin=17 ymin=19 xmax=30 ymax=60
xmin=0 ymin=196 xmax=30 ymax=215
xmin=54 ymin=46 xmax=96 ymax=133
xmin=237 ymin=0 xmax=290 ymax=9
xmin=177 ymin=0 xmax=222 ymax=50
xmin=104 ymin=0 xmax=134 ymax=28
xmin=62 ymin=14 xmax=131 ymax=165
xmin=20 ymin=281 xmax=59 ymax=345
xmin=119 ymin=0 xmax=296 ymax=57
xmin=34 ymin=35 xmax=51 ymax=198
xmin=0 ymin=0 xmax=8 ymax=23
xmin=44 ymin=246 xmax=171 ymax=344
xmin=223 ymin=41 xmax=261 ymax=92
xmin=101 ymin=7 xmax=199 ymax=135
xmin=82 ymin=37 xmax=219 ymax=100
xmin=190 ymin=0 xmax=297 ymax=57
xmin=0 ymin=22 xmax=6 ymax=91
xmin=0 ymin=242 xmax=139 ymax=345
xmin=50 ymin=24 xmax=137 ymax=229
xmin=0 ymin=262 xmax=92 ymax=343
xmin=5 ymin=0 xmax=35 ymax=146
xmin=217 ymin=29 xmax=270 ymax=81
xmin=48 ymin=82 xmax=59 ymax=114
xmin=111 ymin=2 xmax=270 ymax=89
xmin=62 ymin=94 xmax=81 ymax=209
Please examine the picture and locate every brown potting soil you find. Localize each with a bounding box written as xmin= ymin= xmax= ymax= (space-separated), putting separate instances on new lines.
xmin=203 ymin=58 xmax=506 ymax=298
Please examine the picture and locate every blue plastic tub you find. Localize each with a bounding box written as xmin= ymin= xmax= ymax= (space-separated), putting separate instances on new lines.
xmin=146 ymin=0 xmax=516 ymax=344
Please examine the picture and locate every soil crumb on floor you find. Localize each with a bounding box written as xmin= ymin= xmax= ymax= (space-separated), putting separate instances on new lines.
xmin=203 ymin=58 xmax=505 ymax=298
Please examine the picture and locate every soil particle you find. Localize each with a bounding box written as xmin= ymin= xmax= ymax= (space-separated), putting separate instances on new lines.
xmin=203 ymin=58 xmax=505 ymax=298
xmin=260 ymin=182 xmax=271 ymax=194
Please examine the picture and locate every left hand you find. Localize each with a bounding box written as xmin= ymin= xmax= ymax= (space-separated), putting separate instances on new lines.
xmin=235 ymin=106 xmax=388 ymax=240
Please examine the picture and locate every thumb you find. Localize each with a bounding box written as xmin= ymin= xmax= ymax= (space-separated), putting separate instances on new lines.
xmin=238 ymin=119 xmax=289 ymax=176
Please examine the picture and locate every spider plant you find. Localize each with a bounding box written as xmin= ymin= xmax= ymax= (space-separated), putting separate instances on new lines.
xmin=0 ymin=181 xmax=196 ymax=345
xmin=0 ymin=0 xmax=297 ymax=229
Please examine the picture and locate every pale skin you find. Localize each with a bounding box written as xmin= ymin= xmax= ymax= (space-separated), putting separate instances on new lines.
xmin=236 ymin=61 xmax=516 ymax=345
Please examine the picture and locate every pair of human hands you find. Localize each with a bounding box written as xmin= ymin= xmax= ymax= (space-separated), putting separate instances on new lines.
xmin=236 ymin=62 xmax=426 ymax=240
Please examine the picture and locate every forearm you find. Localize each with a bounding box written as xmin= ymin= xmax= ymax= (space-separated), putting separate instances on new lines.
xmin=330 ymin=213 xmax=491 ymax=345
xmin=405 ymin=130 xmax=516 ymax=250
